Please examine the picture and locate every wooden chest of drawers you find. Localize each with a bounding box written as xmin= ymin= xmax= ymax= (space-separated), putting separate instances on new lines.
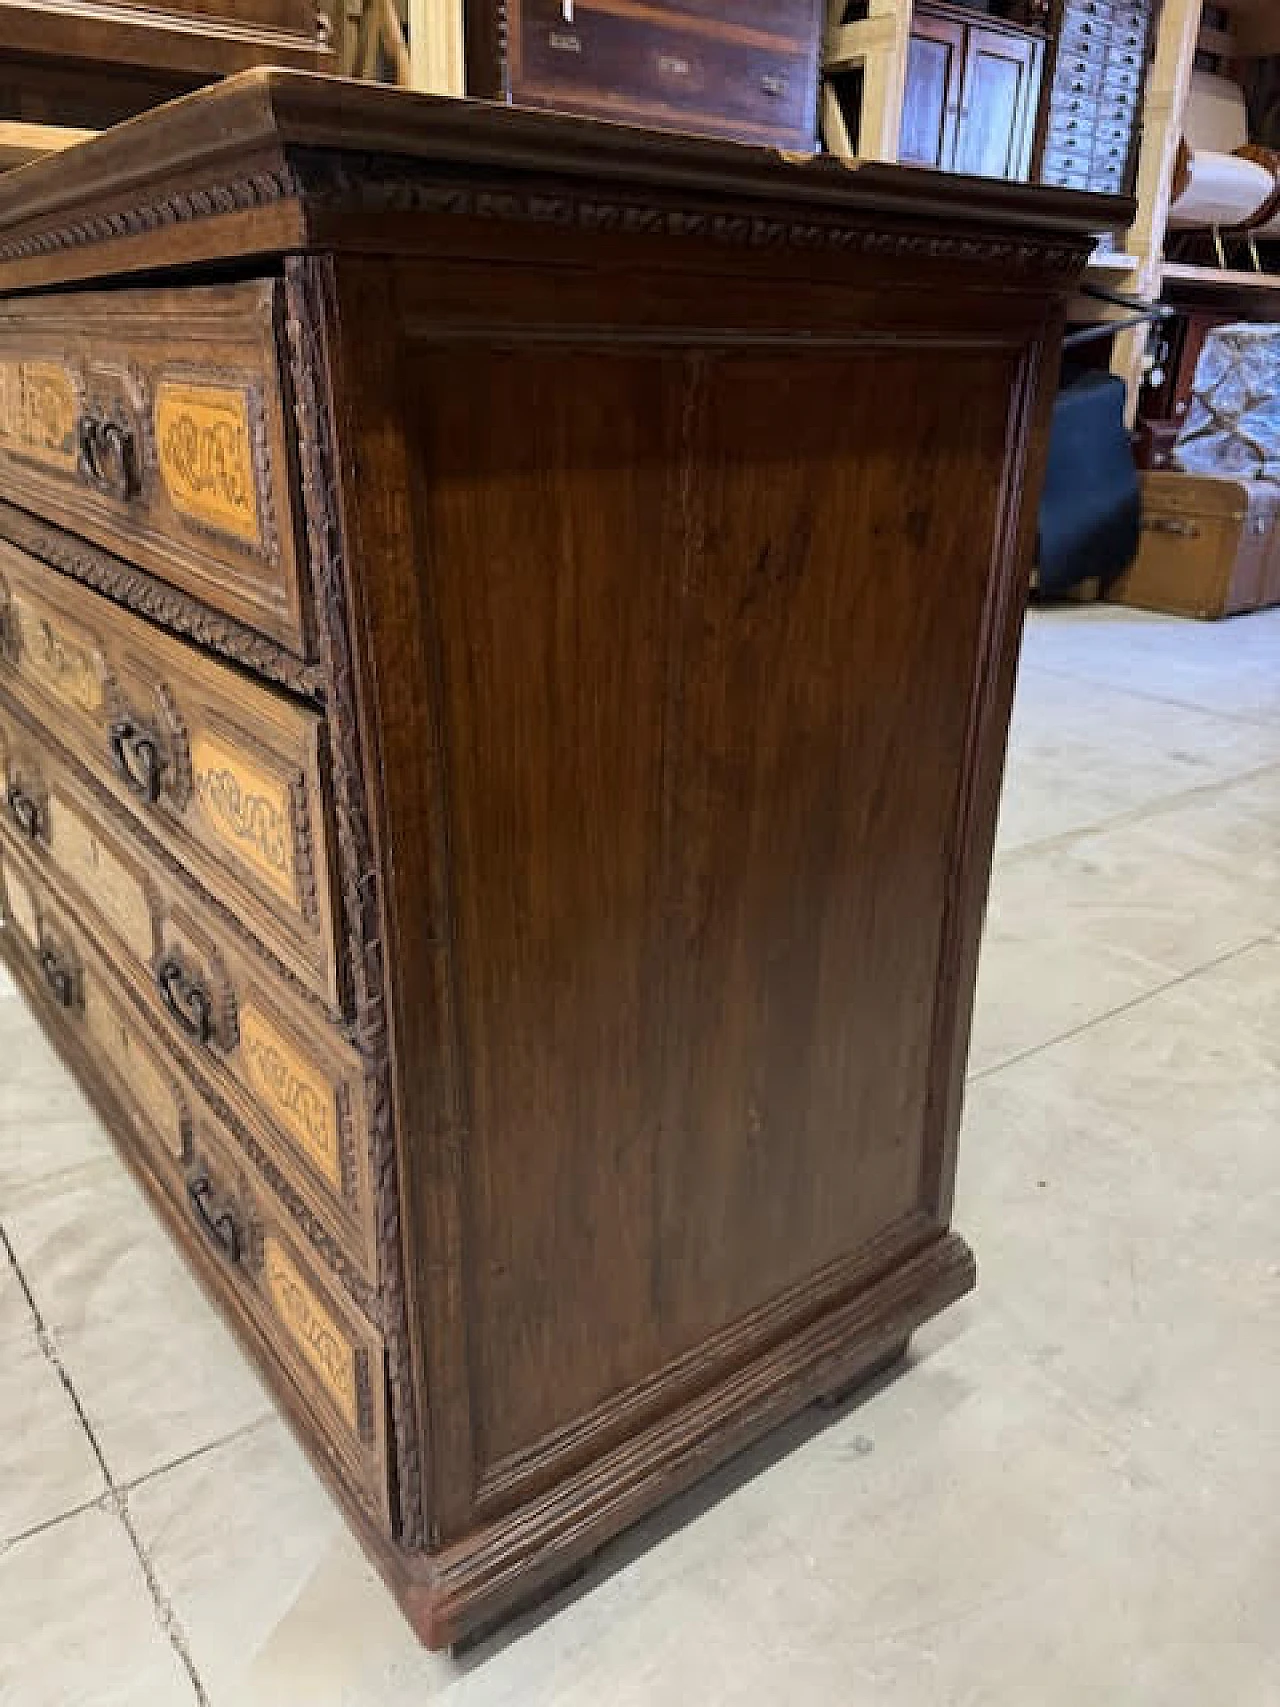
xmin=1037 ymin=0 xmax=1154 ymax=194
xmin=0 ymin=71 xmax=1124 ymax=1647
xmin=466 ymin=0 xmax=825 ymax=150
xmin=0 ymin=0 xmax=327 ymax=129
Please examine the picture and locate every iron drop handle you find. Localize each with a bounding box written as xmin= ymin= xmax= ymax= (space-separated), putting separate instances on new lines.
xmin=157 ymin=956 xmax=213 ymax=1046
xmin=186 ymin=1173 xmax=241 ymax=1265
xmin=109 ymin=720 xmax=163 ymax=805
xmin=78 ymin=413 xmax=139 ymax=503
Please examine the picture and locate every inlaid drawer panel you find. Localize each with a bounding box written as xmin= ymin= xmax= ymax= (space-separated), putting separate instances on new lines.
xmin=184 ymin=1116 xmax=390 ymax=1525
xmin=0 ymin=538 xmax=343 ymax=1013
xmin=0 ymin=700 xmax=374 ymax=1282
xmin=0 ymin=842 xmax=388 ymax=1529
xmin=0 ymin=703 xmax=161 ymax=965
xmin=0 ymin=845 xmax=190 ymax=1176
xmin=148 ymin=899 xmax=377 ymax=1285
xmin=0 ymin=282 xmax=308 ymax=657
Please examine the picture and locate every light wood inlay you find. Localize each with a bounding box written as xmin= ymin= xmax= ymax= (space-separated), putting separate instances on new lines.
xmin=12 ymin=592 xmax=106 ymax=715
xmin=84 ymin=977 xmax=185 ymax=1159
xmin=155 ymin=381 xmax=262 ymax=547
xmin=0 ymin=359 xmax=77 ymax=471
xmin=189 ymin=730 xmax=298 ymax=907
xmin=264 ymin=1234 xmax=359 ymax=1432
xmin=49 ymin=789 xmax=154 ymax=964
xmin=240 ymin=1002 xmax=343 ymax=1190
xmin=1 ymin=851 xmax=38 ymax=945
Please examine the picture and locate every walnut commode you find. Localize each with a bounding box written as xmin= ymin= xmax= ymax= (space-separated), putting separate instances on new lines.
xmin=0 ymin=70 xmax=1123 ymax=1647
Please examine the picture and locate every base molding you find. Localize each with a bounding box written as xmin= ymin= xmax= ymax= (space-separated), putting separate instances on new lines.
xmin=383 ymin=1229 xmax=975 ymax=1647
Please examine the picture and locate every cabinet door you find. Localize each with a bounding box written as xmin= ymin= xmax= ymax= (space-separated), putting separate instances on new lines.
xmin=900 ymin=11 xmax=965 ymax=170
xmin=954 ymin=26 xmax=1043 ymax=180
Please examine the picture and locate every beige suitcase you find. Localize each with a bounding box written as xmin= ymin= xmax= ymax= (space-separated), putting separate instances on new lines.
xmin=1108 ymin=473 xmax=1280 ymax=620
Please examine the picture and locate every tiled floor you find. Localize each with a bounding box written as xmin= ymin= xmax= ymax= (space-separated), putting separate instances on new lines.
xmin=2 ymin=602 xmax=1278 ymax=1706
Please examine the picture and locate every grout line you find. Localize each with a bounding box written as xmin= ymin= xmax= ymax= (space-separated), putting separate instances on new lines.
xmin=0 ymin=1223 xmax=211 ymax=1707
xmin=1025 ymin=657 xmax=1280 ymax=732
xmin=0 ymin=1492 xmax=105 ymax=1559
xmin=993 ymin=757 xmax=1280 ymax=868
xmin=968 ymin=933 xmax=1277 ymax=1083
xmin=122 ymin=1412 xmax=275 ymax=1496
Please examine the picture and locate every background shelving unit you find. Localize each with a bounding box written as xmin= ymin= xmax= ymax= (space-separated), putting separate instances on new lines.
xmin=327 ymin=0 xmax=466 ymax=93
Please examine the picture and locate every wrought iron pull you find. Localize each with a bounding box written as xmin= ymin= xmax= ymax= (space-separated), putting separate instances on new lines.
xmin=157 ymin=956 xmax=213 ymax=1046
xmin=6 ymin=782 xmax=42 ymax=840
xmin=77 ymin=412 xmax=139 ymax=502
xmin=186 ymin=1173 xmax=241 ymax=1265
xmin=39 ymin=946 xmax=74 ymax=1009
xmin=108 ymin=720 xmax=163 ymax=805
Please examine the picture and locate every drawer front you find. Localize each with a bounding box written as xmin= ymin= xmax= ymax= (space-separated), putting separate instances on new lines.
xmin=0 ymin=704 xmax=161 ymax=966
xmin=0 ymin=852 xmax=388 ymax=1531
xmin=1091 ymin=136 xmax=1130 ymax=174
xmin=1042 ymin=163 xmax=1091 ymax=190
xmin=1067 ymin=0 xmax=1114 ymax=20
xmin=184 ymin=1117 xmax=390 ymax=1524
xmin=0 ymin=283 xmax=307 ymax=657
xmin=1058 ymin=17 xmax=1111 ymax=60
xmin=1041 ymin=143 xmax=1092 ymax=182
xmin=0 ymin=700 xmax=373 ymax=1282
xmin=149 ymin=900 xmax=376 ymax=1286
xmin=1047 ymin=107 xmax=1096 ymax=144
xmin=1101 ymin=58 xmax=1142 ymax=94
xmin=0 ymin=540 xmax=342 ymax=1012
xmin=1053 ymin=56 xmax=1104 ymax=97
xmin=516 ymin=1 xmax=816 ymax=147
xmin=0 ymin=846 xmax=189 ymax=1174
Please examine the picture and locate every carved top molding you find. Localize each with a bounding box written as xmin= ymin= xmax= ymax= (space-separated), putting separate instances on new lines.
xmin=0 ymin=70 xmax=1122 ymax=288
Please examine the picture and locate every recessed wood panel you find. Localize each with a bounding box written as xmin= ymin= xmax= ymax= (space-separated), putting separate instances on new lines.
xmin=408 ymin=344 xmax=680 ymax=1470
xmin=410 ymin=335 xmax=1019 ymax=1477
xmin=657 ymin=345 xmax=1015 ymax=1342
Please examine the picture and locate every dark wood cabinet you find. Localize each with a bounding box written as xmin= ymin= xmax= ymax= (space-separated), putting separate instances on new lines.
xmin=466 ymin=0 xmax=825 ymax=151
xmin=0 ymin=71 xmax=1119 ymax=1648
xmin=0 ymin=0 xmax=327 ymax=128
xmin=902 ymin=2 xmax=1044 ymax=182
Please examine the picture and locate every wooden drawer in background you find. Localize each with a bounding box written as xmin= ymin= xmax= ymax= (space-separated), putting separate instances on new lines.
xmin=0 ymin=697 xmax=375 ymax=1283
xmin=0 ymin=538 xmax=342 ymax=1013
xmin=0 ymin=282 xmax=308 ymax=656
xmin=513 ymin=0 xmax=818 ymax=148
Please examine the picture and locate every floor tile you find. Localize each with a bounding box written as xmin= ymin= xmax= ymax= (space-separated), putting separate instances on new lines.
xmin=970 ymin=807 xmax=1273 ymax=1074
xmin=1132 ymin=762 xmax=1280 ymax=924
xmin=1022 ymin=602 xmax=1280 ymax=728
xmin=0 ymin=1503 xmax=196 ymax=1706
xmin=128 ymin=1420 xmax=438 ymax=1707
xmin=0 ymin=992 xmax=97 ymax=1138
xmin=129 ymin=1314 xmax=1208 ymax=1707
xmin=993 ymin=665 xmax=1280 ymax=854
xmin=958 ymin=940 xmax=1280 ymax=1472
xmin=0 ymin=1315 xmax=104 ymax=1542
xmin=0 ymin=1244 xmax=33 ymax=1347
xmin=3 ymin=1159 xmax=271 ymax=1486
